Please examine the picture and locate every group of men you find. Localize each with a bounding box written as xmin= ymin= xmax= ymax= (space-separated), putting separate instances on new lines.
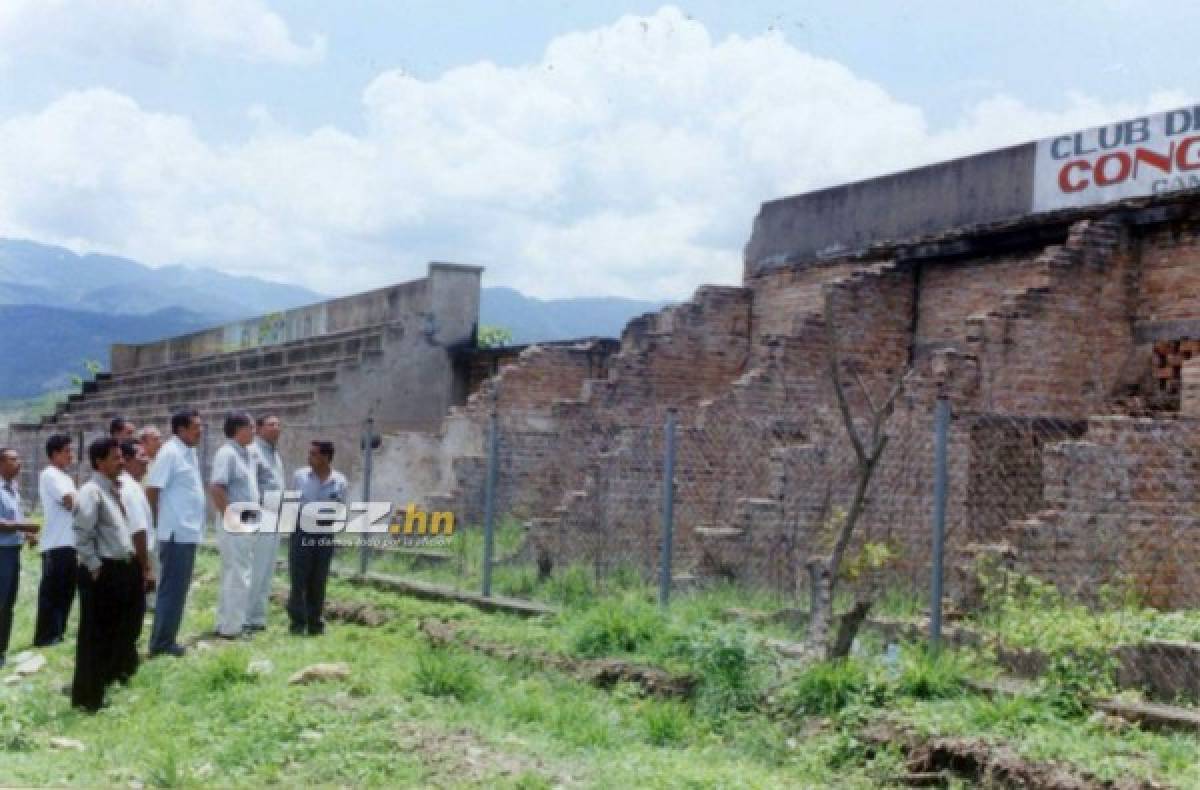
xmin=0 ymin=408 xmax=347 ymax=712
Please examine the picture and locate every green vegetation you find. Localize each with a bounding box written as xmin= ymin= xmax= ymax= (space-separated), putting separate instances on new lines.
xmin=476 ymin=325 xmax=514 ymax=349
xmin=2 ymin=550 xmax=1198 ymax=787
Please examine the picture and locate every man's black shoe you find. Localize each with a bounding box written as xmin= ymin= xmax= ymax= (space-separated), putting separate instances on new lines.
xmin=244 ymin=624 xmax=266 ymax=633
xmin=149 ymin=644 xmax=186 ymax=658
xmin=289 ymin=623 xmax=306 ymax=636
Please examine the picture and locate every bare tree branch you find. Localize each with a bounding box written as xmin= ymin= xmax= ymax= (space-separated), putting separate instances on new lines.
xmin=824 ymin=296 xmax=867 ymax=466
xmin=852 ymin=367 xmax=878 ymax=415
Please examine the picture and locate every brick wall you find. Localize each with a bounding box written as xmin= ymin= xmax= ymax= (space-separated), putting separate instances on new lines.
xmin=915 ymin=253 xmax=1051 ymax=353
xmin=1004 ymin=415 xmax=1200 ymax=608
xmin=383 ymin=199 xmax=1200 ymax=607
xmin=965 ymin=219 xmax=1134 ymax=419
xmin=1137 ymin=222 xmax=1200 ymax=327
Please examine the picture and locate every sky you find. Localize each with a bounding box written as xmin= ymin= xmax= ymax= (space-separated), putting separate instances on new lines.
xmin=0 ymin=1 xmax=1196 ymax=300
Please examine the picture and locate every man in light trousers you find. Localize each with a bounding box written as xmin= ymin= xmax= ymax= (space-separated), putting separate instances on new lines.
xmin=209 ymin=412 xmax=259 ymax=639
xmin=245 ymin=414 xmax=284 ymax=632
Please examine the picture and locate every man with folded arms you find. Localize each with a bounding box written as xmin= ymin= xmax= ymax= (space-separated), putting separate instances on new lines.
xmin=71 ymin=438 xmax=147 ymax=712
xmin=119 ymin=440 xmax=157 ymax=619
xmin=35 ymin=434 xmax=78 ymax=647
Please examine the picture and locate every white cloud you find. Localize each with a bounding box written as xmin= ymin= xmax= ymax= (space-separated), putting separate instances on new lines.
xmin=0 ymin=0 xmax=324 ymax=66
xmin=0 ymin=6 xmax=1188 ymax=300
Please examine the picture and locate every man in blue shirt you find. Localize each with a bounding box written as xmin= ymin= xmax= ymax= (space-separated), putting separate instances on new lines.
xmin=0 ymin=448 xmax=40 ymax=667
xmin=288 ymin=440 xmax=347 ymax=636
xmin=145 ymin=409 xmax=207 ymax=657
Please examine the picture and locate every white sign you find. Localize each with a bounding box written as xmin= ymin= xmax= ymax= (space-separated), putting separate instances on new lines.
xmin=1033 ymin=106 xmax=1200 ymax=212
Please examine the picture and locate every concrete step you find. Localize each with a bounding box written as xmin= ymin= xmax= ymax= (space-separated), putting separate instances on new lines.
xmin=96 ymin=355 xmax=354 ymax=397
xmin=79 ymin=369 xmax=339 ymax=413
xmin=110 ymin=334 xmax=380 ymax=390
xmin=48 ymin=390 xmax=317 ymax=429
xmin=119 ymin=322 xmax=390 ymax=379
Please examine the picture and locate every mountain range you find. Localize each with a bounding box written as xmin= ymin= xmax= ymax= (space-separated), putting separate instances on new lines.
xmin=0 ymin=239 xmax=665 ymax=399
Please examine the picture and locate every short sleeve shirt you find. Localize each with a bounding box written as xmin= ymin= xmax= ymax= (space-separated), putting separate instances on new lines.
xmin=293 ymin=467 xmax=348 ymax=534
xmin=211 ymin=441 xmax=260 ymax=511
xmin=252 ymin=437 xmax=285 ymax=498
xmin=144 ymin=436 xmax=207 ymax=544
xmin=0 ymin=480 xmax=24 ymax=548
xmin=118 ymin=471 xmax=153 ymax=549
xmin=38 ymin=466 xmax=77 ymax=552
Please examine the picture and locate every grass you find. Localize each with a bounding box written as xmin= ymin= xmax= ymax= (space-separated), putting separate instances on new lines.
xmin=0 ymin=550 xmax=888 ymax=787
xmin=3 ymin=546 xmax=1199 ymax=787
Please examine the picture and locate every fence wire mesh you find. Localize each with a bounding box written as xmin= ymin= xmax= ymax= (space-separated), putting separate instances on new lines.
xmin=343 ymin=395 xmax=1200 ymax=712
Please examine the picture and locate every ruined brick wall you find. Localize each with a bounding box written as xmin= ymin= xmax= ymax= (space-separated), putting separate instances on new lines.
xmin=1004 ymin=416 xmax=1200 ymax=609
xmin=915 ymin=252 xmax=1052 ymax=353
xmin=965 ymin=220 xmax=1135 ymax=419
xmin=381 ymin=198 xmax=1200 ymax=607
xmin=1137 ymin=222 xmax=1200 ymax=330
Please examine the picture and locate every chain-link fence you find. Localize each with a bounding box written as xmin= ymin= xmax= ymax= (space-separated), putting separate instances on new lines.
xmin=343 ymin=392 xmax=1200 ymax=710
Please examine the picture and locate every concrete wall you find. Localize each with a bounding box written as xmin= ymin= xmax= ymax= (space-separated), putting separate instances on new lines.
xmin=7 ymin=262 xmax=483 ymax=499
xmin=744 ymin=143 xmax=1036 ymax=276
xmin=109 ymin=265 xmax=469 ymax=374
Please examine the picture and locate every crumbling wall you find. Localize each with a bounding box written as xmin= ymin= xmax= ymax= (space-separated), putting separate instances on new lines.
xmin=964 ymin=219 xmax=1133 ymax=419
xmin=1004 ymin=415 xmax=1200 ymax=609
xmin=379 ymin=201 xmax=1200 ymax=606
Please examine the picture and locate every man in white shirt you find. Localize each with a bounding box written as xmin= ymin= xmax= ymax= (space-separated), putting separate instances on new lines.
xmin=119 ymin=440 xmax=157 ymax=613
xmin=34 ymin=434 xmax=78 ymax=647
xmin=137 ymin=425 xmax=163 ymax=481
xmin=146 ymin=409 xmax=206 ymax=658
xmin=209 ymin=412 xmax=259 ymax=639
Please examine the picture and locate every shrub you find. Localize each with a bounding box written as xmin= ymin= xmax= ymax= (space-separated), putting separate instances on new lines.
xmin=571 ymin=596 xmax=666 ymax=658
xmin=1039 ymin=649 xmax=1117 ymax=718
xmin=544 ymin=564 xmax=596 ymax=608
xmin=783 ymin=658 xmax=881 ymax=716
xmin=412 ymin=647 xmax=480 ymax=701
xmin=896 ymin=646 xmax=969 ymax=700
xmin=197 ymin=649 xmax=257 ymax=694
xmin=638 ymin=699 xmax=691 ymax=746
xmin=669 ymin=625 xmax=769 ymax=717
xmin=494 ymin=566 xmax=538 ymax=598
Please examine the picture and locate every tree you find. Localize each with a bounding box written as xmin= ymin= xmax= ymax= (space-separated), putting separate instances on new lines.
xmin=477 ymin=325 xmax=513 ymax=349
xmin=69 ymin=358 xmax=103 ymax=389
xmin=804 ymin=296 xmax=908 ymax=660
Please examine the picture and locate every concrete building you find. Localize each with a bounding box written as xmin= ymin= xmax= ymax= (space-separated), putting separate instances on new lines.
xmin=4 ymin=262 xmax=483 ymax=494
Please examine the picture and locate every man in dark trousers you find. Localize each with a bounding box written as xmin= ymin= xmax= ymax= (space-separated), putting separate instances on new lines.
xmin=146 ymin=409 xmax=206 ymax=658
xmin=288 ymin=440 xmax=346 ymax=636
xmin=35 ymin=434 xmax=78 ymax=646
xmin=0 ymin=448 xmax=39 ymax=668
xmin=72 ymin=438 xmax=147 ymax=712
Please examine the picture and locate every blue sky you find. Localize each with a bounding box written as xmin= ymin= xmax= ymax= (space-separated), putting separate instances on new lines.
xmin=0 ymin=1 xmax=1194 ymax=299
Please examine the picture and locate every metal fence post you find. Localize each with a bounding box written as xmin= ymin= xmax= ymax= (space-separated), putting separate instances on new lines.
xmin=481 ymin=411 xmax=499 ymax=598
xmin=359 ymin=417 xmax=375 ymax=576
xmin=659 ymin=408 xmax=677 ymax=609
xmin=930 ymin=396 xmax=950 ymax=652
